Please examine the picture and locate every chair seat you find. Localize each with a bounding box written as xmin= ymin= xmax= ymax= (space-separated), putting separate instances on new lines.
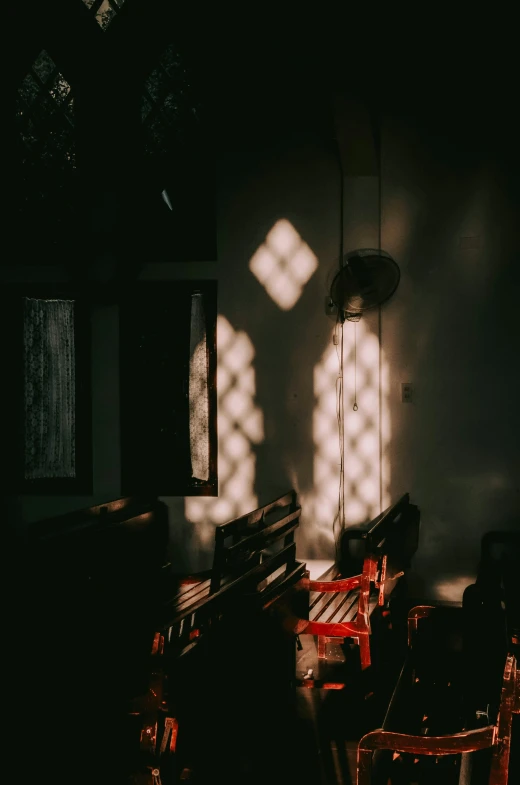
xmin=308 ymin=574 xmax=380 ymax=627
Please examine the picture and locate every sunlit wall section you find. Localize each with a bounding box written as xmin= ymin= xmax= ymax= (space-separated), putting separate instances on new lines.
xmin=302 ymin=317 xmax=391 ymax=550
xmin=301 ymin=339 xmax=342 ymax=550
xmin=344 ymin=318 xmax=391 ymax=524
xmin=185 ymin=315 xmax=264 ymax=538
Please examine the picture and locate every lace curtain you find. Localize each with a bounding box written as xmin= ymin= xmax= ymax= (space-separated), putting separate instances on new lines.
xmin=24 ymin=298 xmax=76 ymax=479
xmin=189 ymin=292 xmax=209 ymax=481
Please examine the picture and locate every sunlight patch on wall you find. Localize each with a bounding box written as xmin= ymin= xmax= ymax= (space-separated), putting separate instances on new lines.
xmin=307 ymin=340 xmax=341 ymax=547
xmin=344 ymin=319 xmax=391 ymax=521
xmin=434 ymin=575 xmax=475 ymax=604
xmin=185 ymin=315 xmax=264 ymax=528
xmin=301 ymin=318 xmax=390 ymax=547
xmin=249 ymin=219 xmax=318 ymax=310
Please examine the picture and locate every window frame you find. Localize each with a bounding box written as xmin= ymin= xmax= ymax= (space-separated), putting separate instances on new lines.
xmin=2 ymin=284 xmax=93 ymax=495
xmin=118 ymin=279 xmax=218 ymax=496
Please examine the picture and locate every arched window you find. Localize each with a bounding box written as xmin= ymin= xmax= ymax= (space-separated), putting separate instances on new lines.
xmin=141 ymin=43 xmax=201 ymax=156
xmin=15 ymin=49 xmax=77 ymax=257
xmin=8 ymin=2 xmax=217 ymax=495
xmin=139 ymin=40 xmax=215 ymax=261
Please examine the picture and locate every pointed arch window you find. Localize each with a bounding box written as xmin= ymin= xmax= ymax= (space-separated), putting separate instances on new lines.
xmin=141 ymin=43 xmax=202 ymax=157
xmin=15 ymin=49 xmax=76 ymax=253
xmin=17 ymin=49 xmax=75 ymax=170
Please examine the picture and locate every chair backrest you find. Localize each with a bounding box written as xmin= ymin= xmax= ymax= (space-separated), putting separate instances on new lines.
xmin=462 ymin=533 xmax=519 ymax=727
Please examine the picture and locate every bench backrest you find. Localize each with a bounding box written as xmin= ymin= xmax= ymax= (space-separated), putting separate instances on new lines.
xmin=22 ymin=497 xmax=171 ymax=769
xmin=160 ymin=491 xmax=305 ymax=651
xmin=339 ymin=493 xmax=420 ymax=588
xmin=211 ymin=489 xmax=301 ymax=593
xmin=25 ymin=496 xmax=169 ymax=586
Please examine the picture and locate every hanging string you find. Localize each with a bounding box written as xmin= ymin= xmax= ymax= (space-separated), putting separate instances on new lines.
xmin=353 ymin=321 xmax=358 ymax=411
xmin=332 ymin=113 xmax=346 ymax=554
xmin=333 ymin=317 xmax=346 ymax=554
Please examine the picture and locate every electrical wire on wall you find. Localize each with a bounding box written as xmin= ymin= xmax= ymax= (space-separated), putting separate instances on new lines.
xmin=332 ymin=127 xmax=346 ymax=561
xmin=333 ymin=317 xmax=345 ymax=560
xmin=373 ymin=106 xmax=384 ymax=516
xmin=329 ymin=101 xmax=397 ymax=539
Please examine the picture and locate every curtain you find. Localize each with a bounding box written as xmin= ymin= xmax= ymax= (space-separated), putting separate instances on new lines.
xmin=23 ymin=298 xmax=76 ymax=479
xmin=189 ymin=292 xmax=209 ymax=481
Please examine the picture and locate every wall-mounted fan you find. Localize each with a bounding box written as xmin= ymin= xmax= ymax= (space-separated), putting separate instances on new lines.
xmin=329 ymin=248 xmax=400 ymax=320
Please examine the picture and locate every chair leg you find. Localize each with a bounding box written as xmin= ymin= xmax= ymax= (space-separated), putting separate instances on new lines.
xmin=317 ymin=635 xmax=326 ymax=659
xmin=356 ymin=746 xmax=372 ymax=785
xmin=359 ymin=632 xmax=371 ymax=670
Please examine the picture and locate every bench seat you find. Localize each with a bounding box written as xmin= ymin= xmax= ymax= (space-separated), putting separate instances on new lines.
xmin=130 ymin=490 xmax=307 ymax=783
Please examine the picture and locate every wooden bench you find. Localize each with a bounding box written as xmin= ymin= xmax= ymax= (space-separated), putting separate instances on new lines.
xmin=293 ymin=493 xmax=419 ymax=681
xmin=19 ymin=497 xmax=170 ymax=785
xmin=25 ymin=495 xmax=169 ymax=585
xmin=356 ymin=531 xmax=520 ymax=785
xmin=129 ymin=490 xmax=307 ymax=783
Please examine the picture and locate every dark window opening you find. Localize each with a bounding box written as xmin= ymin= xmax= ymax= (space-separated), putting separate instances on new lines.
xmin=15 ymin=49 xmax=77 ymax=257
xmin=119 ymin=281 xmax=217 ymax=496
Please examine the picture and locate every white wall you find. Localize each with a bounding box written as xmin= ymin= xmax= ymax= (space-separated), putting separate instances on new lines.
xmin=10 ymin=109 xmax=519 ymax=601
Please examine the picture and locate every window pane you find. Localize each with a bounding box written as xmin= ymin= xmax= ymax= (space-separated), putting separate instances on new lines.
xmin=189 ymin=292 xmax=209 ymax=481
xmin=23 ymin=298 xmax=76 ymax=479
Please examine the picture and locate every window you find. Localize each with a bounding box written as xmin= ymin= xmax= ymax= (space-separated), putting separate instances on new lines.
xmin=139 ymin=40 xmax=216 ymax=261
xmin=15 ymin=49 xmax=77 ymax=260
xmin=11 ymin=2 xmax=215 ymax=267
xmin=119 ymin=281 xmax=217 ymax=495
xmin=1 ymin=287 xmax=92 ymax=494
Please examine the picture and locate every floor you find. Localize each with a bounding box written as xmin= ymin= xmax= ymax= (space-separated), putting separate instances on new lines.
xmin=191 ymin=560 xmax=408 ymax=785
xmin=207 ymin=581 xmax=520 ymax=785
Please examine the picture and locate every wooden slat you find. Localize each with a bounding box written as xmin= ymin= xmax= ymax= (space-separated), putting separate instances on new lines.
xmin=224 ymin=509 xmax=300 ymax=562
xmin=309 ymin=590 xmax=337 ymax=619
xmin=327 ymin=591 xmax=358 ymax=624
xmin=215 ymin=491 xmax=297 ymax=538
xmin=316 ymin=591 xmax=352 ymax=623
xmin=163 ymin=542 xmax=298 ymax=628
xmin=165 ymin=577 xmax=212 ymax=615
xmin=261 ymin=561 xmax=307 ymax=609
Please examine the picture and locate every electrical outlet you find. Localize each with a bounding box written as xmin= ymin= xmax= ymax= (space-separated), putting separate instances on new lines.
xmin=401 ymin=383 xmax=413 ymax=403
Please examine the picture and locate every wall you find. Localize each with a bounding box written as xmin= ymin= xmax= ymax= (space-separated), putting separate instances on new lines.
xmin=382 ymin=111 xmax=520 ymax=600
xmin=8 ymin=81 xmax=519 ymax=599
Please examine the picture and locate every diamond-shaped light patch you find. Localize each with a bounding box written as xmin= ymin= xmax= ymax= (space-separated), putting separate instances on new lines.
xmin=249 ymin=219 xmax=318 ymax=310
